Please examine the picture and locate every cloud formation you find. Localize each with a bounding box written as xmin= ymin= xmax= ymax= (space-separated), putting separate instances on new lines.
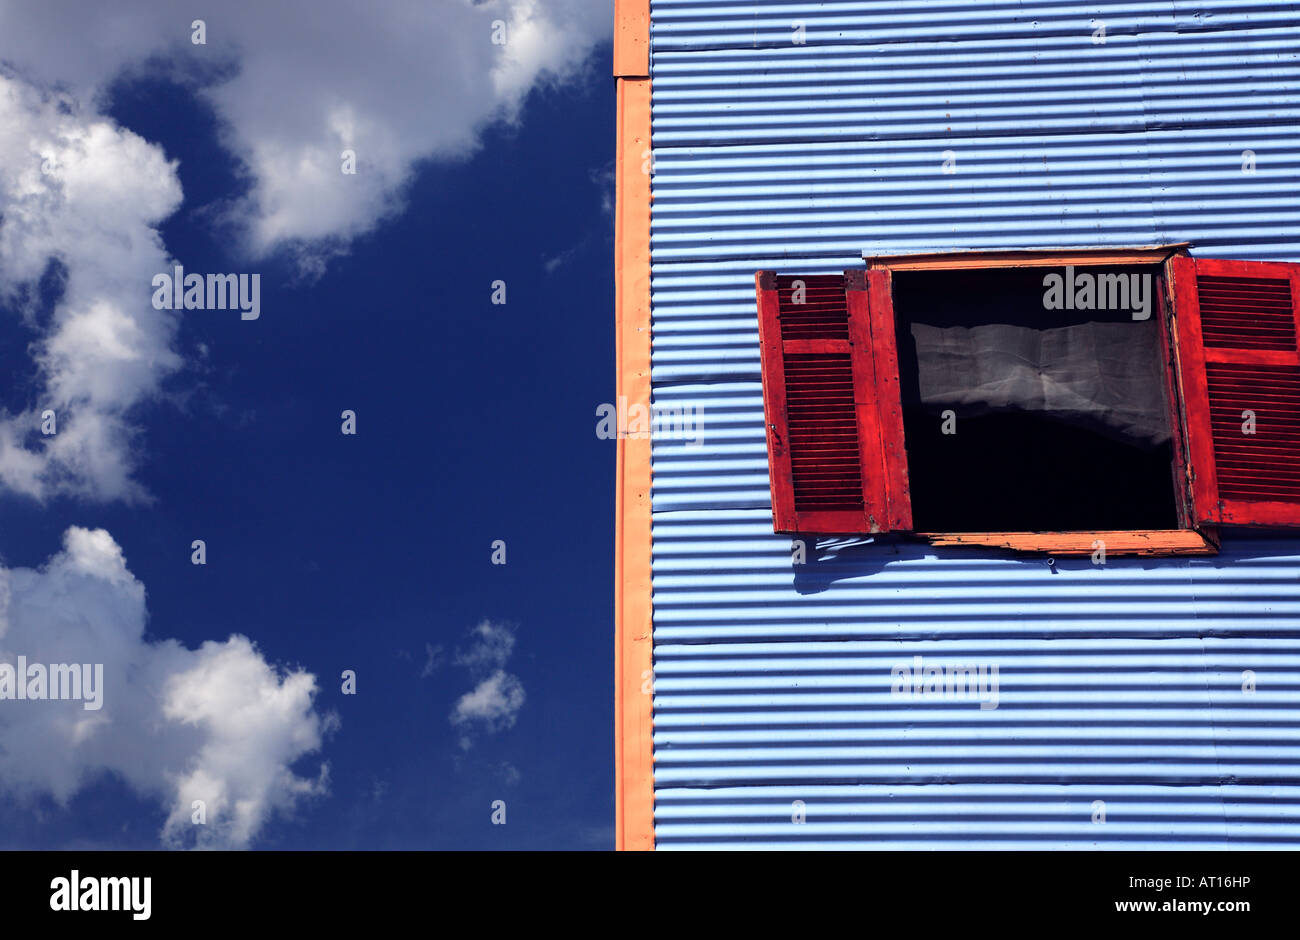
xmin=0 ymin=76 xmax=183 ymax=502
xmin=0 ymin=0 xmax=611 ymax=258
xmin=0 ymin=527 xmax=333 ymax=848
xmin=0 ymin=0 xmax=610 ymax=501
xmin=0 ymin=1 xmax=594 ymax=843
xmin=450 ymin=620 xmax=525 ymax=748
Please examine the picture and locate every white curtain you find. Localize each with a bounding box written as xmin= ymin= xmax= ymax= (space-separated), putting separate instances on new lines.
xmin=909 ymin=319 xmax=1171 ymax=447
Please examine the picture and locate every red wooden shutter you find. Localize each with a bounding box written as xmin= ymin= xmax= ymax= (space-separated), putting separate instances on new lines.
xmin=755 ymin=270 xmax=912 ymax=534
xmin=1169 ymin=256 xmax=1300 ymax=526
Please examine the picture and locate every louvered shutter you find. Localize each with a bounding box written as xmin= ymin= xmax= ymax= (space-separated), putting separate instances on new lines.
xmin=755 ymin=270 xmax=911 ymax=534
xmin=1169 ymin=256 xmax=1300 ymax=526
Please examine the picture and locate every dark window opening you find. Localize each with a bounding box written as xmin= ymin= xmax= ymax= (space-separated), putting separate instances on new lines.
xmin=891 ymin=265 xmax=1179 ymax=532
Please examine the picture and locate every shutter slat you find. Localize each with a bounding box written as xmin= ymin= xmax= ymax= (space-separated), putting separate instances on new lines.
xmin=783 ymin=301 xmax=864 ymax=514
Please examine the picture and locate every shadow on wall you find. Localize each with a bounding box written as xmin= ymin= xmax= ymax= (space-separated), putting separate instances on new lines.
xmin=788 ymin=532 xmax=1297 ymax=596
xmin=791 ymin=535 xmax=901 ymax=595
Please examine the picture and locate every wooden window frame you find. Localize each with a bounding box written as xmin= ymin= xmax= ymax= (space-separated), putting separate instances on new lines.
xmin=861 ymin=243 xmax=1219 ymax=556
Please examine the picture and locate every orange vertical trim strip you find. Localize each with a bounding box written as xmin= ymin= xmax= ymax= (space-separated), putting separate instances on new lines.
xmin=614 ymin=75 xmax=654 ymax=851
xmin=613 ymin=0 xmax=650 ymax=78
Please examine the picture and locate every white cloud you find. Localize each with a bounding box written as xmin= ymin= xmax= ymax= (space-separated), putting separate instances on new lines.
xmin=454 ymin=619 xmax=516 ymax=672
xmin=0 ymin=0 xmax=611 ymax=257
xmin=0 ymin=75 xmax=183 ymax=502
xmin=0 ymin=0 xmax=610 ymax=502
xmin=0 ymin=527 xmax=333 ymax=848
xmin=450 ymin=620 xmax=524 ymax=748
xmin=452 ymin=670 xmax=526 ymax=731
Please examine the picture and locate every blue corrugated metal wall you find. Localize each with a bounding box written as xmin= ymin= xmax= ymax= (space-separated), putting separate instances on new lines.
xmin=646 ymin=0 xmax=1300 ymax=847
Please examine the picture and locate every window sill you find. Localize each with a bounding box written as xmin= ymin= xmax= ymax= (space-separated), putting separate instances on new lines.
xmin=916 ymin=529 xmax=1218 ymax=556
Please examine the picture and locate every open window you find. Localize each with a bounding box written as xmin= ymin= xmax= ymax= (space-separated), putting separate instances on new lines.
xmin=755 ymin=247 xmax=1300 ymax=555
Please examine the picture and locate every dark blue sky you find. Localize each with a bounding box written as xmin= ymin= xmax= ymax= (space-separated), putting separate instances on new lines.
xmin=0 ymin=45 xmax=616 ymax=849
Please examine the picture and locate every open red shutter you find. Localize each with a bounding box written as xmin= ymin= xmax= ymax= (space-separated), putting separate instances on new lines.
xmin=1169 ymin=256 xmax=1300 ymax=526
xmin=755 ymin=270 xmax=912 ymax=534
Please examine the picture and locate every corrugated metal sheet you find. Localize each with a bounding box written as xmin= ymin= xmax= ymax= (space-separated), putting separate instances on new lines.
xmin=650 ymin=1 xmax=1300 ymax=49
xmin=652 ymin=520 xmax=1300 ymax=847
xmin=646 ymin=0 xmax=1300 ymax=847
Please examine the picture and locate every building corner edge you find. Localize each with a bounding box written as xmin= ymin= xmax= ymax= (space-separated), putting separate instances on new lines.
xmin=613 ymin=0 xmax=654 ymax=851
